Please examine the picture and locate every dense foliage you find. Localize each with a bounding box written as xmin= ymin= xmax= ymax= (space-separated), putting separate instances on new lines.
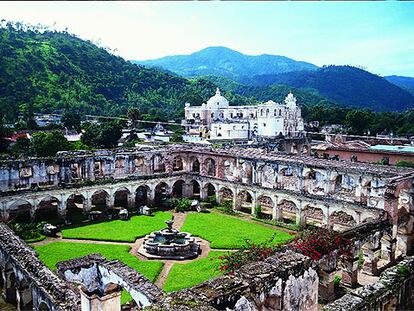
xmin=134 ymin=46 xmax=317 ymax=80
xmin=218 ymin=227 xmax=352 ymax=272
xmin=241 ymin=66 xmax=414 ymax=112
xmin=81 ymin=120 xmax=122 ymax=149
xmin=0 ymin=23 xmax=254 ymax=123
xmin=289 ymin=227 xmax=352 ymax=261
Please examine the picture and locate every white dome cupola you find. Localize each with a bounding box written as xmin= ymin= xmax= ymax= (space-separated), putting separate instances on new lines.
xmin=207 ymin=88 xmax=229 ymax=109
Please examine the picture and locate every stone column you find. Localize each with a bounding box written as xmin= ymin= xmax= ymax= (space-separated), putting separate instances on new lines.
xmin=232 ymin=190 xmax=238 ymax=211
xmin=83 ymin=196 xmax=92 ymax=214
xmin=318 ymin=269 xmax=336 ymax=302
xmin=272 ymin=197 xmax=280 ymax=221
xmin=318 ymin=255 xmax=337 ymax=302
xmin=106 ymin=195 xmax=114 ymax=210
xmin=127 ymin=193 xmax=135 ymax=209
xmin=251 ymin=193 xmax=257 ymax=215
xmin=17 ymin=285 xmax=33 ymax=310
xmin=57 ymin=200 xmax=67 ymax=221
xmin=362 ymin=244 xmax=380 ymax=276
xmin=183 ymin=182 xmax=193 ymax=198
xmin=341 ymin=247 xmax=359 ymax=288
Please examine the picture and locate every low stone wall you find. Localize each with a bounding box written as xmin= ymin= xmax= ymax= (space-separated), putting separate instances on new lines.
xmin=324 ymin=257 xmax=414 ymax=311
xmin=145 ymin=251 xmax=318 ymax=311
xmin=56 ymin=254 xmax=163 ymax=309
xmin=0 ymin=222 xmax=80 ymax=310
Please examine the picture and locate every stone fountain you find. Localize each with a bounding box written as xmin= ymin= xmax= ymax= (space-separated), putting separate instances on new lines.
xmin=138 ymin=217 xmax=200 ymax=260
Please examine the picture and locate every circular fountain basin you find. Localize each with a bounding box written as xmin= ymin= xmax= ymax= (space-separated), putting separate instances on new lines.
xmin=138 ymin=228 xmax=200 ymax=260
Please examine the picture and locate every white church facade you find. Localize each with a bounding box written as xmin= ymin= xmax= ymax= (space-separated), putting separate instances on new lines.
xmin=182 ymin=88 xmax=304 ymax=143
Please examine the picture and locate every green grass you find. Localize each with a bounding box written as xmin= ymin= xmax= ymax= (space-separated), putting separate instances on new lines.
xmin=181 ymin=212 xmax=294 ymax=249
xmin=61 ymin=212 xmax=172 ymax=242
xmin=34 ymin=242 xmax=164 ymax=305
xmin=163 ymin=251 xmax=226 ymax=292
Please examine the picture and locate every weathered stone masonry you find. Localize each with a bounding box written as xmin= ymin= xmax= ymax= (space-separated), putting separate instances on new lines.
xmin=0 ymin=144 xmax=414 ymax=310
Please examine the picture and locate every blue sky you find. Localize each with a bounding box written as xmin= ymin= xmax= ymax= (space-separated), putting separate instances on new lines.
xmin=1 ymin=1 xmax=414 ymax=76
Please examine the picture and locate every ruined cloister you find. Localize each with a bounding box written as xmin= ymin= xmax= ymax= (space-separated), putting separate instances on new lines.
xmin=0 ymin=144 xmax=414 ymax=310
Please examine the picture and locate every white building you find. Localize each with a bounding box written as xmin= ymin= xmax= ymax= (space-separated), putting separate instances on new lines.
xmin=182 ymin=88 xmax=304 ymax=142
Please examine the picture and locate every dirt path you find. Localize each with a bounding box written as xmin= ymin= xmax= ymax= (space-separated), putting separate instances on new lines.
xmin=154 ymin=261 xmax=174 ymax=289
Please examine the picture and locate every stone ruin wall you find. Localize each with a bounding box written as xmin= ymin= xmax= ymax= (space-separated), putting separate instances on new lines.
xmin=324 ymin=256 xmax=414 ymax=311
xmin=0 ymin=222 xmax=80 ymax=311
xmin=145 ymin=251 xmax=318 ymax=311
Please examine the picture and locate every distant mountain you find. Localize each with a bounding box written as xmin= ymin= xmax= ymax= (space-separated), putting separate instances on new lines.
xmin=133 ymin=46 xmax=318 ymax=80
xmin=197 ymin=75 xmax=333 ymax=107
xmin=240 ymin=66 xmax=414 ymax=112
xmin=384 ymin=75 xmax=414 ymax=95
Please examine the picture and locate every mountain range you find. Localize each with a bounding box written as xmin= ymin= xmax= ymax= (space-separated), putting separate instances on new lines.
xmin=135 ymin=47 xmax=414 ymax=112
xmin=134 ymin=46 xmax=317 ymax=81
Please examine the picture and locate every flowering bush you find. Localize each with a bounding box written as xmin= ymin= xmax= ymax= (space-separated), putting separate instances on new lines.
xmin=289 ymin=227 xmax=352 ymax=261
xmin=218 ymin=227 xmax=352 ymax=273
xmin=217 ymin=235 xmax=282 ymax=272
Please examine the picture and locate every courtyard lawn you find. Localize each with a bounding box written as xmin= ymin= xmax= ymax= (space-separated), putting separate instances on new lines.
xmin=34 ymin=242 xmax=164 ymax=305
xmin=61 ymin=212 xmax=172 ymax=242
xmin=181 ymin=212 xmax=294 ymax=249
xmin=163 ymin=251 xmax=226 ymax=292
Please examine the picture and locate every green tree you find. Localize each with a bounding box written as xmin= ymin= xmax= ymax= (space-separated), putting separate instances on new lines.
xmin=344 ymin=110 xmax=373 ymax=135
xmin=11 ymin=137 xmax=31 ymax=156
xmin=30 ymin=131 xmax=71 ymax=157
xmin=62 ymin=110 xmax=81 ymax=132
xmin=127 ymin=108 xmax=141 ymax=128
xmin=81 ymin=121 xmax=122 ymax=149
xmin=0 ymin=114 xmax=10 ymax=154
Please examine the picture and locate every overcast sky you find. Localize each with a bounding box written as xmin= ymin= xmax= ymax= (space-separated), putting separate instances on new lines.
xmin=1 ymin=1 xmax=414 ymax=76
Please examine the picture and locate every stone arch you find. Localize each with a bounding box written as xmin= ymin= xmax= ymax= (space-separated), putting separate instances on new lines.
xmin=114 ymin=187 xmax=131 ymax=208
xmin=204 ymin=183 xmax=216 ymax=198
xmin=154 ymin=182 xmax=170 ymax=207
xmin=236 ymin=190 xmax=254 ymax=213
xmin=91 ymin=189 xmax=110 ymax=211
xmin=66 ymin=194 xmax=87 ymax=223
xmin=329 ymin=210 xmax=357 ymax=230
xmin=6 ymin=199 xmax=33 ymax=222
xmin=278 ymin=199 xmax=298 ymax=223
xmin=192 ymin=180 xmax=201 ymax=198
xmin=36 ymin=195 xmax=60 ymax=222
xmin=219 ymin=187 xmax=234 ymax=204
xmin=151 ymin=154 xmax=165 ymax=173
xmin=302 ymin=204 xmax=325 ymax=226
xmin=204 ymin=158 xmax=216 ymax=176
xmin=257 ymin=195 xmax=274 ymax=219
xmin=135 ymin=185 xmax=150 ymax=207
xmin=172 ymin=180 xmax=185 ymax=198
xmin=190 ymin=157 xmax=200 ymax=173
xmin=172 ymin=156 xmax=184 ymax=171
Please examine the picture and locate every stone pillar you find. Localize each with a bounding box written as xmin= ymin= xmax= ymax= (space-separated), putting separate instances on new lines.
xmin=232 ymin=190 xmax=238 ymax=211
xmin=362 ymin=244 xmax=380 ymax=276
xmin=127 ymin=193 xmax=135 ymax=209
xmin=251 ymin=193 xmax=257 ymax=215
xmin=17 ymin=285 xmax=33 ymax=310
xmin=380 ymin=235 xmax=396 ymax=264
xmin=341 ymin=249 xmax=359 ymax=288
xmin=106 ymin=196 xmax=114 ymax=210
xmin=80 ymin=284 xmax=122 ymax=311
xmin=318 ymin=269 xmax=336 ymax=301
xmin=200 ymin=186 xmax=207 ymax=201
xmin=83 ymin=196 xmax=92 ymax=214
xmin=183 ymin=182 xmax=193 ymax=198
xmin=57 ymin=200 xmax=67 ymax=220
xmin=272 ymin=197 xmax=280 ymax=221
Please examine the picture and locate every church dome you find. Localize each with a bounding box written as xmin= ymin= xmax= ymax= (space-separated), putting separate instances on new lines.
xmin=207 ymin=88 xmax=229 ymax=109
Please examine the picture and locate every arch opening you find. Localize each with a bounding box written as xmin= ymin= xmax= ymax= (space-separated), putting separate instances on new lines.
xmin=66 ymin=194 xmax=87 ymax=223
xmin=236 ymin=190 xmax=253 ymax=214
xmin=135 ymin=185 xmax=149 ymax=207
xmin=154 ymin=182 xmax=170 ymax=209
xmin=35 ymin=197 xmax=59 ymax=222
xmin=172 ymin=180 xmax=185 ymax=198
xmin=192 ymin=180 xmax=201 ymax=199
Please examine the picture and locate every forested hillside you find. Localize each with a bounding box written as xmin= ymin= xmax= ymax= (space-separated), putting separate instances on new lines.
xmin=241 ymin=66 xmax=414 ymax=112
xmin=0 ymin=24 xmax=255 ymax=122
xmin=384 ymin=75 xmax=414 ymax=95
xmin=134 ymin=46 xmax=318 ymax=80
